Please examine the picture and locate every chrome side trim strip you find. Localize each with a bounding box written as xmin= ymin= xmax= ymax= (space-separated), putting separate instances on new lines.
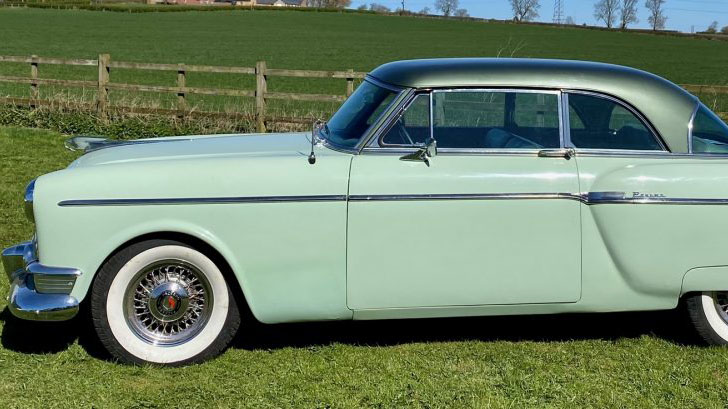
xmin=58 ymin=192 xmax=728 ymax=207
xmin=59 ymin=195 xmax=348 ymax=207
xmin=348 ymin=193 xmax=585 ymax=202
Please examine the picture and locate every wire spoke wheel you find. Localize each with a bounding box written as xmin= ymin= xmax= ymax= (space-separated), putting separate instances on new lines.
xmin=713 ymin=291 xmax=728 ymax=324
xmin=123 ymin=259 xmax=213 ymax=346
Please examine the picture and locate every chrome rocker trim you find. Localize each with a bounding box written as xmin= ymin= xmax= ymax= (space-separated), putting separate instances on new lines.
xmin=2 ymin=241 xmax=81 ymax=321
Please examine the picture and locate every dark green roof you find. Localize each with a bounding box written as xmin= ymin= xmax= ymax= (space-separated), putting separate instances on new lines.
xmin=368 ymin=58 xmax=698 ymax=153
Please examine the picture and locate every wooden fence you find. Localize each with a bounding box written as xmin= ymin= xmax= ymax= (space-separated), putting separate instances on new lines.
xmin=0 ymin=54 xmax=726 ymax=131
xmin=0 ymin=54 xmax=367 ymax=132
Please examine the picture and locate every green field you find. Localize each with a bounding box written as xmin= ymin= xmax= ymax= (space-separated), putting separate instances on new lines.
xmin=0 ymin=7 xmax=727 ymax=118
xmin=1 ymin=126 xmax=728 ymax=407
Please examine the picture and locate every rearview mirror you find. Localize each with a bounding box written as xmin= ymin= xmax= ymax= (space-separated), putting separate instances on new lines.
xmin=400 ymin=137 xmax=437 ymax=166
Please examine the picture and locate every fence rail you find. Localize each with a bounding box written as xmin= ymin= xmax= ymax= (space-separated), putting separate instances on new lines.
xmin=0 ymin=53 xmax=368 ymax=132
xmin=0 ymin=53 xmax=726 ymax=131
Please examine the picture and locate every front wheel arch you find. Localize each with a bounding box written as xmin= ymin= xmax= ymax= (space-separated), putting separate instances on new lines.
xmin=90 ymin=231 xmax=253 ymax=323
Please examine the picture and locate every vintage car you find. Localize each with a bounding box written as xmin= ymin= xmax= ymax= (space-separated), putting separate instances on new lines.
xmin=4 ymin=58 xmax=728 ymax=365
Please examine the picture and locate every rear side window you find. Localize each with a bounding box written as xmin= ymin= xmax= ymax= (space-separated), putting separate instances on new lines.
xmin=567 ymin=93 xmax=663 ymax=151
xmin=691 ymin=104 xmax=728 ymax=154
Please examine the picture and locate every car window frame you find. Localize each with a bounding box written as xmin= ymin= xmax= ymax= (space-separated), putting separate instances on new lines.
xmin=364 ymin=87 xmax=565 ymax=155
xmin=687 ymin=101 xmax=728 ymax=155
xmin=563 ymin=90 xmax=669 ymax=154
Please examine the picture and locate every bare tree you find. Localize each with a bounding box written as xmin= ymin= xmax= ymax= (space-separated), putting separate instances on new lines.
xmin=594 ymin=0 xmax=618 ymax=28
xmin=509 ymin=0 xmax=540 ymax=22
xmin=722 ymin=26 xmax=728 ymax=34
xmin=454 ymin=8 xmax=469 ymax=17
xmin=434 ymin=0 xmax=459 ymax=17
xmin=419 ymin=6 xmax=431 ymax=14
xmin=357 ymin=3 xmax=367 ymax=10
xmin=619 ymin=0 xmax=639 ymax=29
xmin=645 ymin=0 xmax=667 ymax=31
xmin=706 ymin=21 xmax=719 ymax=34
xmin=369 ymin=2 xmax=390 ymax=12
xmin=565 ymin=16 xmax=575 ymax=25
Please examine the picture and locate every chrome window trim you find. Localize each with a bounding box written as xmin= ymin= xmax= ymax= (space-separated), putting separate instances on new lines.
xmin=687 ymin=100 xmax=701 ymax=154
xmin=355 ymin=87 xmax=415 ymax=152
xmin=375 ymin=91 xmax=432 ymax=148
xmin=561 ymin=93 xmax=572 ymax=148
xmin=564 ymin=89 xmax=669 ymax=152
xmin=363 ymin=88 xmax=565 ymax=154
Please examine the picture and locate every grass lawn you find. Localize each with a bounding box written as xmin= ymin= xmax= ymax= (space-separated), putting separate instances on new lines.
xmin=0 ymin=8 xmax=727 ymax=116
xmin=2 ymin=125 xmax=728 ymax=407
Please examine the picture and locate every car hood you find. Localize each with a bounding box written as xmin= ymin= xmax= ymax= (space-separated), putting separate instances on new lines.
xmin=68 ymin=132 xmax=324 ymax=168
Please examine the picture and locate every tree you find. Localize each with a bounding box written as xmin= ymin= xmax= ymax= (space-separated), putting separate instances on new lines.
xmin=565 ymin=16 xmax=575 ymax=25
xmin=706 ymin=21 xmax=719 ymax=34
xmin=308 ymin=0 xmax=350 ymax=7
xmin=434 ymin=0 xmax=459 ymax=17
xmin=454 ymin=8 xmax=469 ymax=17
xmin=419 ymin=6 xmax=431 ymax=14
xmin=645 ymin=0 xmax=667 ymax=31
xmin=369 ymin=2 xmax=390 ymax=12
xmin=619 ymin=0 xmax=639 ymax=29
xmin=722 ymin=26 xmax=728 ymax=34
xmin=594 ymin=0 xmax=618 ymax=28
xmin=509 ymin=0 xmax=540 ymax=22
xmin=357 ymin=3 xmax=367 ymax=10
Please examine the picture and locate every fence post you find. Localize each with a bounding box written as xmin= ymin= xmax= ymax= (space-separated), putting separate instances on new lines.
xmin=97 ymin=53 xmax=110 ymax=119
xmin=256 ymin=60 xmax=267 ymax=133
xmin=177 ymin=64 xmax=186 ymax=114
xmin=30 ymin=55 xmax=39 ymax=106
xmin=346 ymin=68 xmax=354 ymax=97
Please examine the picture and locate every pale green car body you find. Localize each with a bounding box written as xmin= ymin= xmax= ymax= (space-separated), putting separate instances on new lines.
xmin=7 ymin=58 xmax=728 ymax=324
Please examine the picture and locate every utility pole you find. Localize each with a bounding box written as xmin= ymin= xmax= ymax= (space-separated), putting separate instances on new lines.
xmin=553 ymin=0 xmax=564 ymax=24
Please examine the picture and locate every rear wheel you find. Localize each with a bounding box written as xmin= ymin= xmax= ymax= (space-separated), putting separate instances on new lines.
xmin=685 ymin=291 xmax=728 ymax=345
xmin=91 ymin=239 xmax=240 ymax=365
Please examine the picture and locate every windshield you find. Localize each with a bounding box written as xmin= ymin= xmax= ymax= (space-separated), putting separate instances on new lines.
xmin=324 ymin=80 xmax=399 ymax=148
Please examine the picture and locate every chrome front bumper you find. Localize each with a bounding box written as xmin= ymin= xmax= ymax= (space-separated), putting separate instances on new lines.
xmin=2 ymin=241 xmax=81 ymax=321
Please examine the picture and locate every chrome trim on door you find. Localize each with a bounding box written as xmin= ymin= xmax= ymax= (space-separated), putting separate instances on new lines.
xmin=349 ymin=193 xmax=585 ymax=202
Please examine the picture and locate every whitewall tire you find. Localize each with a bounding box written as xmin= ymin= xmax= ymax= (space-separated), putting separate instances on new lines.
xmin=91 ymin=239 xmax=240 ymax=365
xmin=686 ymin=291 xmax=728 ymax=345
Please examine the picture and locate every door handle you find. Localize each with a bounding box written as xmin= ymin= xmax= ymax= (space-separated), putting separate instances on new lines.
xmin=538 ymin=148 xmax=575 ymax=159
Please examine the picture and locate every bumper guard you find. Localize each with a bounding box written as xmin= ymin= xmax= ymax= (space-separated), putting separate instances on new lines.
xmin=2 ymin=241 xmax=81 ymax=321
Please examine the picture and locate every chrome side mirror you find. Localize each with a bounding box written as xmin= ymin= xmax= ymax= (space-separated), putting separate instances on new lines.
xmin=400 ymin=137 xmax=437 ymax=166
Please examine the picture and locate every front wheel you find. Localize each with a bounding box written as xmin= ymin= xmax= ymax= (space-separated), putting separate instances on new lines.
xmin=685 ymin=291 xmax=728 ymax=345
xmin=91 ymin=240 xmax=240 ymax=365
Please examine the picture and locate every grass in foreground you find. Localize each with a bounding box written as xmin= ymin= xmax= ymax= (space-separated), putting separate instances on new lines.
xmin=2 ymin=126 xmax=728 ymax=408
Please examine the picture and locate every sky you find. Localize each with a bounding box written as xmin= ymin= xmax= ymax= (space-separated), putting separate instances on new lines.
xmin=348 ymin=0 xmax=728 ymax=33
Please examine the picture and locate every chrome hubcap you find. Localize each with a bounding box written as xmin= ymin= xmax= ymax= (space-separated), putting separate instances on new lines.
xmin=124 ymin=260 xmax=213 ymax=346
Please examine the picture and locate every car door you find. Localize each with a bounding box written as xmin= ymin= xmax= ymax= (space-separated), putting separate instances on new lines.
xmin=347 ymin=89 xmax=582 ymax=310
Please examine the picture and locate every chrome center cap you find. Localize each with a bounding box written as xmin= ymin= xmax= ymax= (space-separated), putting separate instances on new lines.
xmin=148 ymin=282 xmax=190 ymax=322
